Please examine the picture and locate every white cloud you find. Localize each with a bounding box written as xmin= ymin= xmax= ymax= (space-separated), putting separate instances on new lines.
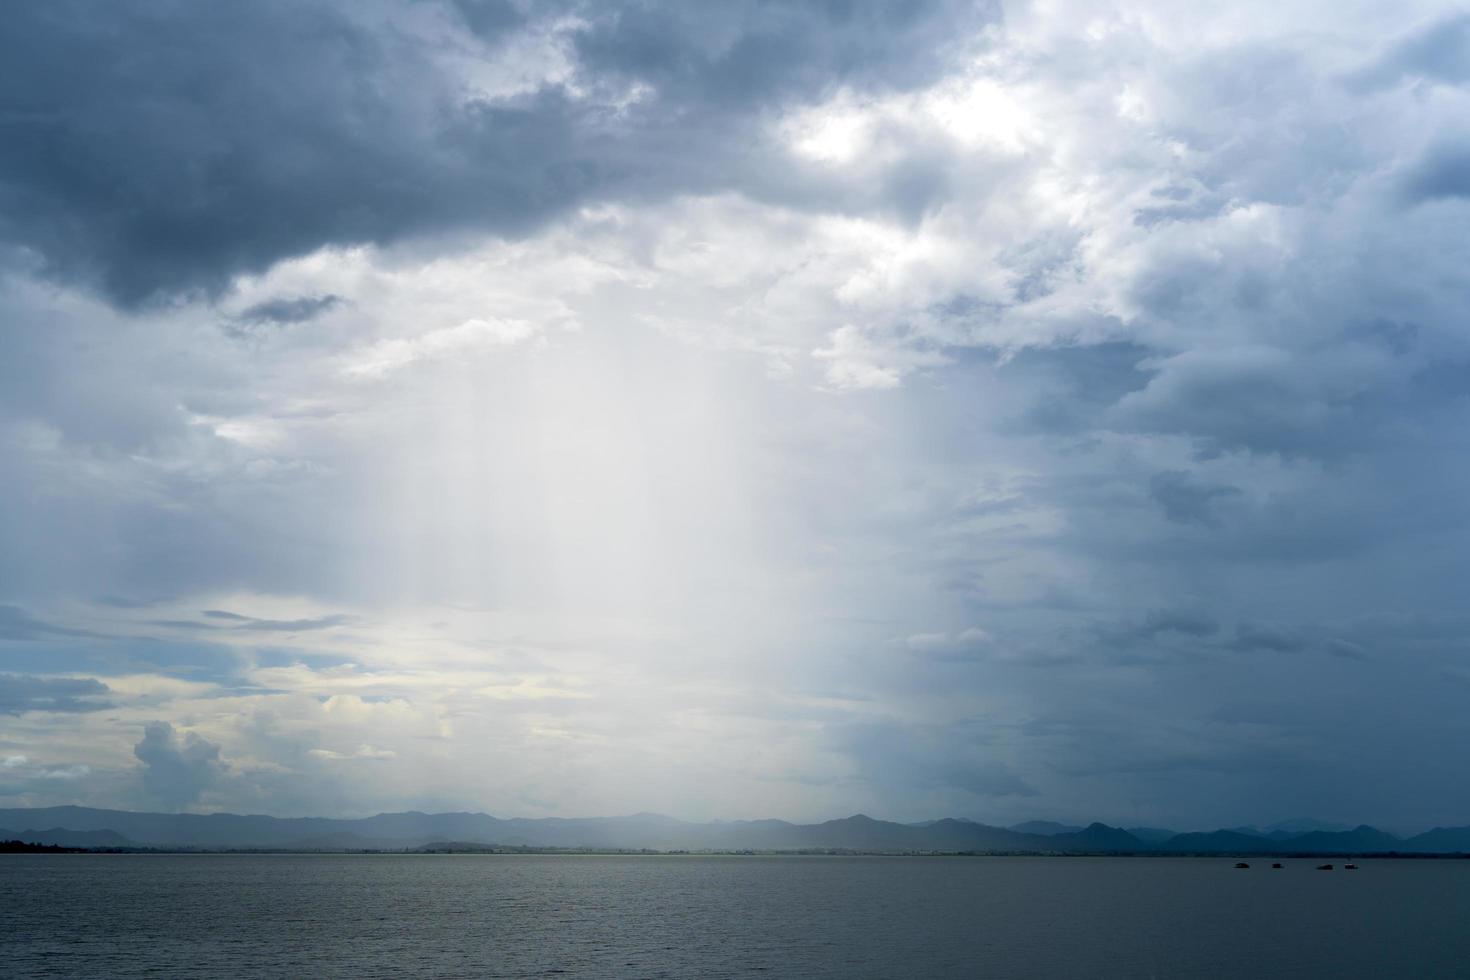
xmin=343 ymin=317 xmax=539 ymax=379
xmin=308 ymin=744 xmax=398 ymax=762
xmin=813 ymin=324 xmax=950 ymax=390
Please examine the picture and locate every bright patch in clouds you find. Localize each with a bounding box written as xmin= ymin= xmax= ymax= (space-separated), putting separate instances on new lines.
xmin=343 ymin=317 xmax=540 ymax=379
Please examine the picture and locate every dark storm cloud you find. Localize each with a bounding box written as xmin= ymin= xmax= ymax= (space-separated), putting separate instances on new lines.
xmin=1082 ymin=610 xmax=1220 ymax=660
xmin=450 ymin=0 xmax=529 ymax=38
xmin=1349 ymin=11 xmax=1470 ymax=90
xmin=235 ymin=294 xmax=345 ymax=326
xmin=1324 ymin=638 xmax=1372 ymax=661
xmin=0 ymin=674 xmax=113 ymax=715
xmin=570 ymin=0 xmax=986 ymax=110
xmin=134 ymin=721 xmax=226 ymax=808
xmin=993 ymin=342 xmax=1152 ymax=436
xmin=1109 ymin=348 xmax=1354 ymax=458
xmin=1402 ymin=142 xmax=1470 ymax=203
xmin=1228 ymin=622 xmax=1308 ymax=654
xmin=1148 ymin=470 xmax=1241 ymax=528
xmin=0 ymin=0 xmax=992 ymax=307
xmin=1137 ymin=609 xmax=1219 ymax=639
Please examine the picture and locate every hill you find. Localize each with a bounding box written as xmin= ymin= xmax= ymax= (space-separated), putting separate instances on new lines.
xmin=0 ymin=806 xmax=1145 ymax=853
xmin=4 ymin=806 xmax=1468 ymax=855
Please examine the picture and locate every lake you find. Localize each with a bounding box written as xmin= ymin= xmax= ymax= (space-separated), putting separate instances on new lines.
xmin=4 ymin=854 xmax=1468 ymax=977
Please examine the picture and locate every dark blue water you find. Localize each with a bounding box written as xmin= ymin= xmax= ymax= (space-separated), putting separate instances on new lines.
xmin=4 ymin=854 xmax=1468 ymax=978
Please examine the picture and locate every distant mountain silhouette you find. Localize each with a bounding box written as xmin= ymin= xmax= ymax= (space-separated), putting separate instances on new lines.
xmin=907 ymin=817 xmax=976 ymax=828
xmin=1220 ymin=819 xmax=1356 ymax=840
xmin=1124 ymin=827 xmax=1179 ymax=844
xmin=1008 ymin=820 xmax=1084 ymax=836
xmin=1264 ymin=818 xmax=1352 ymax=835
xmin=2 ymin=806 xmax=1467 ymax=854
xmin=1403 ymin=826 xmax=1470 ymax=852
xmin=1286 ymin=826 xmax=1403 ymax=853
xmin=1054 ymin=823 xmax=1147 ymax=851
xmin=1163 ymin=824 xmax=1432 ymax=855
xmin=0 ymin=806 xmax=1144 ymax=852
xmin=1162 ymin=829 xmax=1274 ymax=852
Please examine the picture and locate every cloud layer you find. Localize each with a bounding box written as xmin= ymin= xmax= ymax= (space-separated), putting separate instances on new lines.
xmin=0 ymin=0 xmax=989 ymax=305
xmin=2 ymin=0 xmax=1469 ymax=830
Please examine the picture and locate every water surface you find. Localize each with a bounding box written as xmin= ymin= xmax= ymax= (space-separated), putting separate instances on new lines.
xmin=4 ymin=854 xmax=1467 ymax=978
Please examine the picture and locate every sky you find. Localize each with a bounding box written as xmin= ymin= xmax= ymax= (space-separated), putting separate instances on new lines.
xmin=2 ymin=0 xmax=1470 ymax=832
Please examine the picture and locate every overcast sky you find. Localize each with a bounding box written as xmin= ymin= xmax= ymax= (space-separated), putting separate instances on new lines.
xmin=3 ymin=0 xmax=1470 ymax=832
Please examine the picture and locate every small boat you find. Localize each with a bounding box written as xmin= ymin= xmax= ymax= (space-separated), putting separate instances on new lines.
xmin=1234 ymin=862 xmax=1250 ymax=869
xmin=1316 ymin=863 xmax=1333 ymax=870
xmin=1271 ymin=863 xmax=1283 ymax=869
xmin=1344 ymin=864 xmax=1358 ymax=870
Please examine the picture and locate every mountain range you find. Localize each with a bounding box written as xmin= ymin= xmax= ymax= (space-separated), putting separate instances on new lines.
xmin=4 ymin=806 xmax=1470 ymax=854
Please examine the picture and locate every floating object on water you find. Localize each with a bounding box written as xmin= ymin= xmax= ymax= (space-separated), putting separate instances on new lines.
xmin=1344 ymin=864 xmax=1358 ymax=870
xmin=1316 ymin=864 xmax=1334 ymax=870
xmin=1271 ymin=863 xmax=1283 ymax=869
xmin=1234 ymin=862 xmax=1250 ymax=869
